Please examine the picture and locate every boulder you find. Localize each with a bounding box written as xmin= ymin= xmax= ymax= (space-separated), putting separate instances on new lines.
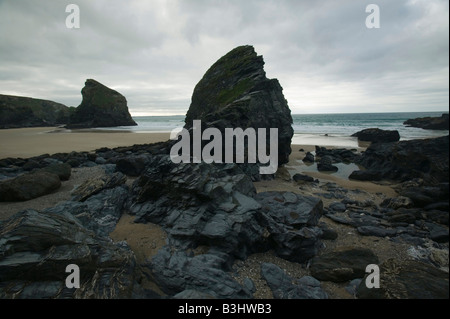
xmin=293 ymin=173 xmax=315 ymax=183
xmin=67 ymin=79 xmax=137 ymax=129
xmin=357 ymin=259 xmax=449 ymax=299
xmin=41 ymin=163 xmax=72 ymax=181
xmin=0 ymin=210 xmax=141 ymax=299
xmin=315 ymin=146 xmax=361 ymax=163
xmin=310 ymin=247 xmax=379 ymax=282
xmin=303 ymin=152 xmax=315 ymax=163
xmin=351 ymin=128 xmax=400 ymax=143
xmin=404 ymin=113 xmax=449 ymax=130
xmin=184 ymin=45 xmax=293 ymax=174
xmin=317 ymin=156 xmax=338 ymax=172
xmin=255 ymin=191 xmax=322 ymax=228
xmin=116 ymin=155 xmax=149 ymax=176
xmin=0 ymin=171 xmax=61 ymax=202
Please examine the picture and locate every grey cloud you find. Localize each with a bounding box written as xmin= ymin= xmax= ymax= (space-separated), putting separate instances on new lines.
xmin=0 ymin=0 xmax=448 ymax=114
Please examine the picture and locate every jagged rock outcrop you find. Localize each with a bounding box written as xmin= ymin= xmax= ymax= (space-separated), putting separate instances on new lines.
xmin=125 ymin=154 xmax=324 ymax=298
xmin=67 ymin=79 xmax=137 ymax=129
xmin=0 ymin=210 xmax=144 ymax=299
xmin=0 ymin=94 xmax=70 ymax=129
xmin=350 ymin=135 xmax=449 ymax=184
xmin=184 ymin=45 xmax=293 ymax=171
xmin=404 ymin=113 xmax=449 ymax=130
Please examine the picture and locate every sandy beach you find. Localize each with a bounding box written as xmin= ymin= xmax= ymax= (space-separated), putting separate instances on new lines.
xmin=0 ymin=127 xmax=170 ymax=159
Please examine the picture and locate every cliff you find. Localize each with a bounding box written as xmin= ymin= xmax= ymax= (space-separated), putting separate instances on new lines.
xmin=0 ymin=94 xmax=70 ymax=129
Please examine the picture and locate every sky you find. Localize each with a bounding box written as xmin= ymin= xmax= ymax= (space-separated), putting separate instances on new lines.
xmin=0 ymin=0 xmax=448 ymax=116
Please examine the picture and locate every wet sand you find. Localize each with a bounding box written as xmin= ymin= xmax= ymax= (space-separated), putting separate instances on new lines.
xmin=0 ymin=127 xmax=170 ymax=159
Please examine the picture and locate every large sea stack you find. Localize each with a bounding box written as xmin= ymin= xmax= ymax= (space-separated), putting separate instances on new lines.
xmin=184 ymin=45 xmax=294 ymax=169
xmin=67 ymin=79 xmax=137 ymax=129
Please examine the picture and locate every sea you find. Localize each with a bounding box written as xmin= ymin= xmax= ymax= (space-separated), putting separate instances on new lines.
xmin=99 ymin=111 xmax=449 ymax=149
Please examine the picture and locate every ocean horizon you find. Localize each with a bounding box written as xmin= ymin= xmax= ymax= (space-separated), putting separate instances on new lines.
xmin=94 ymin=111 xmax=449 ymax=148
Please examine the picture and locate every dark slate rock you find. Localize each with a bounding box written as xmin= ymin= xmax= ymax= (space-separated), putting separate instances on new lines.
xmin=357 ymin=226 xmax=398 ymax=238
xmin=95 ymin=157 xmax=107 ymax=165
xmin=243 ymin=277 xmax=256 ymax=294
xmin=66 ymin=158 xmax=81 ymax=168
xmin=22 ymin=160 xmax=42 ymax=171
xmin=269 ymin=227 xmax=323 ymax=263
xmin=71 ymin=171 xmax=126 ymax=202
xmin=127 ymin=155 xmax=267 ymax=259
xmin=150 ymin=247 xmax=251 ymax=299
xmin=116 ymin=155 xmax=150 ymax=177
xmin=41 ymin=163 xmax=72 ymax=181
xmin=349 ymin=169 xmax=382 ymax=181
xmin=319 ymin=222 xmax=338 ymax=240
xmin=303 ymin=152 xmax=315 ymax=163
xmin=255 ymin=191 xmax=323 ymax=228
xmin=0 ymin=210 xmax=140 ymax=299
xmin=426 ymin=223 xmax=449 ymax=243
xmin=173 ymin=289 xmax=215 ymax=299
xmin=45 ymin=186 xmax=128 ymax=238
xmin=293 ymin=173 xmax=314 ymax=183
xmin=380 ymin=196 xmax=414 ymax=210
xmin=260 ymin=263 xmax=328 ymax=299
xmin=315 ymin=146 xmax=361 ymax=164
xmin=329 ymin=202 xmax=347 ymax=213
xmin=346 ymin=278 xmax=362 ymax=297
xmin=0 ymin=171 xmax=61 ymax=202
xmin=357 ymin=259 xmax=449 ymax=299
xmin=127 ymin=154 xmax=324 ymax=263
xmin=351 ymin=128 xmax=400 ymax=143
xmin=424 ymin=201 xmax=450 ymax=212
xmin=353 ymin=135 xmax=449 ymax=184
xmin=404 ymin=113 xmax=449 ymax=130
xmin=310 ymin=247 xmax=379 ymax=282
xmin=423 ymin=210 xmax=449 ymax=226
xmin=317 ymin=156 xmax=338 ymax=172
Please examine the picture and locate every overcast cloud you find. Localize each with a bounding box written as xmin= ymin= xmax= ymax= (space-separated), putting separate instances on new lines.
xmin=0 ymin=0 xmax=448 ymax=115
